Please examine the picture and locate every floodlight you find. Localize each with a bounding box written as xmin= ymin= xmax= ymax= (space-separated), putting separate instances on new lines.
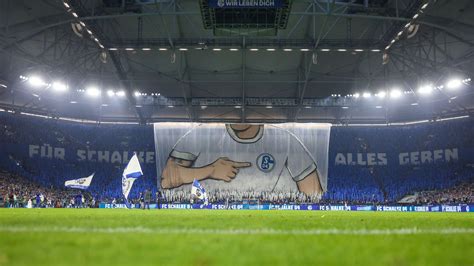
xmin=417 ymin=85 xmax=433 ymax=95
xmin=390 ymin=89 xmax=402 ymax=98
xmin=28 ymin=76 xmax=47 ymax=87
xmin=446 ymin=79 xmax=462 ymax=89
xmin=85 ymin=87 xmax=100 ymax=97
xmin=52 ymin=81 xmax=68 ymax=92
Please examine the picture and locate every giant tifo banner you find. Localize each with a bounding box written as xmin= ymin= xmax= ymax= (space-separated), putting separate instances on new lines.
xmin=154 ymin=123 xmax=332 ymax=196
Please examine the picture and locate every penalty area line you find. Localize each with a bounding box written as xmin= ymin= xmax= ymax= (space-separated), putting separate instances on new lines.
xmin=0 ymin=226 xmax=473 ymax=235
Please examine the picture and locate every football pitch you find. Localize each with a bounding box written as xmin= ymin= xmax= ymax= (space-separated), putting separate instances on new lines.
xmin=0 ymin=209 xmax=472 ymax=266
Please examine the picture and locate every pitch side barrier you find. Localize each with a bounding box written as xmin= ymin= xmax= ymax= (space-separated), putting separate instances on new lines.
xmin=99 ymin=203 xmax=474 ymax=212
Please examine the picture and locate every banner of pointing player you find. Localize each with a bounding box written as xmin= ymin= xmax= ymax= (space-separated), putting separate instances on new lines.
xmin=154 ymin=123 xmax=332 ymax=197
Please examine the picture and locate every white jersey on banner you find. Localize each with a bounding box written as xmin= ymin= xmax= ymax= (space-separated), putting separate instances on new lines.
xmin=154 ymin=123 xmax=331 ymax=194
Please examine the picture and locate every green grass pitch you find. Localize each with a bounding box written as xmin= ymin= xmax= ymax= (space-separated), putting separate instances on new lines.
xmin=0 ymin=209 xmax=473 ymax=266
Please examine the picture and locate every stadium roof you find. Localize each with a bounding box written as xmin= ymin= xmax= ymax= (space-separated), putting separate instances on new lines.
xmin=0 ymin=0 xmax=473 ymax=124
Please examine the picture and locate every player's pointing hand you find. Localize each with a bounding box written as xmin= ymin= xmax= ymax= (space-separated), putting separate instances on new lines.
xmin=209 ymin=157 xmax=252 ymax=182
xmin=230 ymin=161 xmax=252 ymax=168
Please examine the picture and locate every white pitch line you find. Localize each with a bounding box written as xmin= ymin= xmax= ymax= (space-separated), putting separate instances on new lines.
xmin=0 ymin=226 xmax=473 ymax=235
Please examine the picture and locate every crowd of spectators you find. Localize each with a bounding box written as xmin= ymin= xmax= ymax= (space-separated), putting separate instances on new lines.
xmin=0 ymin=112 xmax=473 ymax=205
xmin=160 ymin=188 xmax=322 ymax=204
xmin=0 ymin=171 xmax=94 ymax=208
xmin=0 ymin=112 xmax=157 ymax=201
xmin=325 ymin=118 xmax=474 ymax=203
xmin=1 ymin=170 xmax=472 ymax=207
xmin=415 ymin=182 xmax=473 ymax=205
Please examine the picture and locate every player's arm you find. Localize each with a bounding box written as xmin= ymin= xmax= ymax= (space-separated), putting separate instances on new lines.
xmin=295 ymin=170 xmax=323 ymax=196
xmin=291 ymin=164 xmax=323 ymax=196
xmin=161 ymin=150 xmax=251 ymax=189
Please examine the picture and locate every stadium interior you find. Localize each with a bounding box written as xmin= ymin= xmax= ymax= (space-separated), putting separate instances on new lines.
xmin=0 ymin=0 xmax=473 ymax=265
xmin=0 ymin=111 xmax=473 ymax=206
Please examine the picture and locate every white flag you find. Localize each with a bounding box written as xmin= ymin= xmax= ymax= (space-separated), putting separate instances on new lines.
xmin=122 ymin=153 xmax=143 ymax=199
xmin=123 ymin=153 xmax=143 ymax=179
xmin=191 ymin=179 xmax=208 ymax=202
xmin=65 ymin=173 xmax=94 ymax=190
xmin=122 ymin=177 xmax=137 ymax=200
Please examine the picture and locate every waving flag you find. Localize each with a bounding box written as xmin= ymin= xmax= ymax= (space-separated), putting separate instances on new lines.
xmin=122 ymin=153 xmax=143 ymax=200
xmin=191 ymin=179 xmax=208 ymax=204
xmin=122 ymin=177 xmax=137 ymax=200
xmin=65 ymin=173 xmax=94 ymax=190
